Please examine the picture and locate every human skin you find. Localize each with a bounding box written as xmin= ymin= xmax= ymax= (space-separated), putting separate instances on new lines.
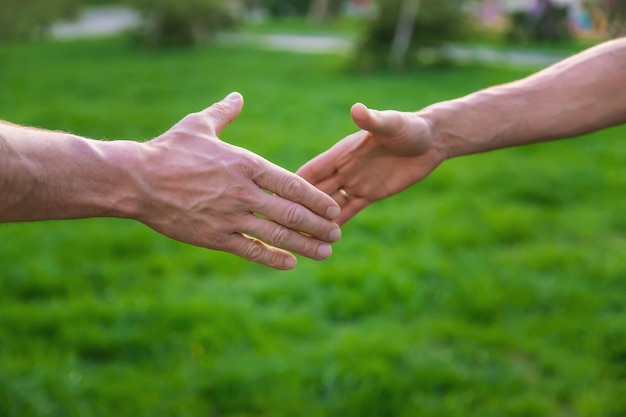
xmin=298 ymin=38 xmax=626 ymax=225
xmin=0 ymin=92 xmax=342 ymax=270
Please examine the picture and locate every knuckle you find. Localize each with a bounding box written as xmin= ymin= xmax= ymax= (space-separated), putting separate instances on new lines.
xmin=227 ymin=184 xmax=257 ymax=208
xmin=268 ymin=225 xmax=290 ymax=247
xmin=282 ymin=204 xmax=306 ymax=227
xmin=232 ymin=153 xmax=261 ymax=177
xmin=281 ymin=177 xmax=306 ymax=201
xmin=300 ymin=237 xmax=315 ymax=257
xmin=209 ymin=102 xmax=230 ymax=119
xmin=183 ymin=111 xmax=209 ymax=130
xmin=243 ymin=239 xmax=266 ymax=261
xmin=205 ymin=233 xmax=227 ymax=249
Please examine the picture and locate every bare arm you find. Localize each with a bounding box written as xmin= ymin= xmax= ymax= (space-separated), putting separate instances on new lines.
xmin=298 ymin=38 xmax=626 ymax=225
xmin=0 ymin=93 xmax=342 ymax=270
xmin=0 ymin=120 xmax=142 ymax=222
xmin=429 ymin=37 xmax=626 ymax=159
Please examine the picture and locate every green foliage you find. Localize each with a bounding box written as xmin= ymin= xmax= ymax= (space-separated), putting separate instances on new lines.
xmin=507 ymin=2 xmax=572 ymax=44
xmin=1 ymin=38 xmax=626 ymax=416
xmin=125 ymin=0 xmax=238 ymax=47
xmin=256 ymin=0 xmax=311 ymax=17
xmin=82 ymin=0 xmax=120 ymax=4
xmin=602 ymin=0 xmax=626 ymax=37
xmin=584 ymin=0 xmax=626 ymax=37
xmin=0 ymin=0 xmax=81 ymax=41
xmin=354 ymin=0 xmax=475 ymax=70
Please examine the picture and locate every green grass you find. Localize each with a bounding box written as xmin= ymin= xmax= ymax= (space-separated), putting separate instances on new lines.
xmin=1 ymin=38 xmax=626 ymax=417
xmin=243 ymin=15 xmax=362 ymax=37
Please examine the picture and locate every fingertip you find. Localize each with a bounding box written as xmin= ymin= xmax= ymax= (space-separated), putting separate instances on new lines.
xmin=210 ymin=92 xmax=244 ymax=133
xmin=329 ymin=227 xmax=342 ymax=243
xmin=351 ymin=103 xmax=378 ymax=131
xmin=325 ymin=205 xmax=341 ymax=221
xmin=225 ymin=91 xmax=243 ymax=104
xmin=317 ymin=244 xmax=333 ymax=260
xmin=351 ymin=102 xmax=367 ymax=113
xmin=350 ymin=102 xmax=368 ymax=122
xmin=283 ymin=255 xmax=297 ymax=270
xmin=226 ymin=92 xmax=244 ymax=114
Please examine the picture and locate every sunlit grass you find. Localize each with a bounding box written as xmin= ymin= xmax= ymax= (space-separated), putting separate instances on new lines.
xmin=1 ymin=37 xmax=625 ymax=417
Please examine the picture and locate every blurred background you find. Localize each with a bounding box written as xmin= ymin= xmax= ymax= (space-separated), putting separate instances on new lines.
xmin=1 ymin=0 xmax=626 ymax=416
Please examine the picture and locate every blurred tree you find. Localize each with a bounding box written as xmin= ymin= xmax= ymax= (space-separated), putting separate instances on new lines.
xmin=307 ymin=0 xmax=346 ymax=23
xmin=0 ymin=0 xmax=81 ymax=41
xmin=506 ymin=0 xmax=572 ymax=44
xmin=254 ymin=0 xmax=345 ymax=19
xmin=308 ymin=0 xmax=331 ymax=22
xmin=257 ymin=0 xmax=310 ymax=17
xmin=126 ymin=0 xmax=239 ymax=47
xmin=353 ymin=0 xmax=475 ymax=71
xmin=602 ymin=0 xmax=626 ymax=36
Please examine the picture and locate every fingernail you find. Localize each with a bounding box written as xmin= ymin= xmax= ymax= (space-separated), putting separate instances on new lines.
xmin=225 ymin=92 xmax=242 ymax=102
xmin=318 ymin=244 xmax=333 ymax=260
xmin=283 ymin=256 xmax=297 ymax=270
xmin=329 ymin=228 xmax=341 ymax=243
xmin=325 ymin=206 xmax=340 ymax=220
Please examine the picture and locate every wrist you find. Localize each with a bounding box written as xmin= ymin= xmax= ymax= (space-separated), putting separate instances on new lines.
xmin=417 ymin=99 xmax=462 ymax=162
xmin=92 ymin=139 xmax=146 ymax=220
xmin=418 ymin=91 xmax=502 ymax=161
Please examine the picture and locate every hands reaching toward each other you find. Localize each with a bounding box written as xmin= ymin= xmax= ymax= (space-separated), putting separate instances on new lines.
xmin=133 ymin=93 xmax=342 ymax=269
xmin=297 ymin=103 xmax=445 ymax=225
xmin=298 ymin=39 xmax=626 ymax=227
xmin=0 ymin=92 xmax=340 ymax=270
xmin=6 ymin=38 xmax=625 ymax=270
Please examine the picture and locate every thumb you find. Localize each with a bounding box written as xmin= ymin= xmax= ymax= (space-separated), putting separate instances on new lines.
xmin=203 ymin=92 xmax=244 ymax=135
xmin=350 ymin=103 xmax=407 ymax=137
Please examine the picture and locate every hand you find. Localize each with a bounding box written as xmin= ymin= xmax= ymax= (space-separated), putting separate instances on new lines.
xmin=297 ymin=103 xmax=444 ymax=225
xmin=133 ymin=93 xmax=342 ymax=270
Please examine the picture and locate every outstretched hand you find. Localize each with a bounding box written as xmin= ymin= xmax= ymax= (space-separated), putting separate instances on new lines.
xmin=135 ymin=93 xmax=342 ymax=270
xmin=297 ymin=103 xmax=444 ymax=225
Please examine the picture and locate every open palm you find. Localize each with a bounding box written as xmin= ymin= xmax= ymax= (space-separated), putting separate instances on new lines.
xmin=298 ymin=103 xmax=444 ymax=225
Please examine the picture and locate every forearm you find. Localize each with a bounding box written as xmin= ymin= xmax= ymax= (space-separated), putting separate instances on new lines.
xmin=0 ymin=121 xmax=141 ymax=222
xmin=422 ymin=38 xmax=626 ymax=160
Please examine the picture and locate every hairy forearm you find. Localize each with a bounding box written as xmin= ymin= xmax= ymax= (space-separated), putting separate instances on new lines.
xmin=422 ymin=38 xmax=626 ymax=159
xmin=0 ymin=121 xmax=141 ymax=222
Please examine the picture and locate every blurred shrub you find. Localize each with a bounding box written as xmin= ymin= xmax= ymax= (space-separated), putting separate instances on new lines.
xmin=0 ymin=0 xmax=81 ymax=41
xmin=584 ymin=0 xmax=626 ymax=37
xmin=82 ymin=0 xmax=121 ymax=4
xmin=506 ymin=1 xmax=572 ymax=44
xmin=602 ymin=0 xmax=626 ymax=37
xmin=126 ymin=0 xmax=239 ymax=47
xmin=353 ymin=0 xmax=474 ymax=71
xmin=256 ymin=0 xmax=310 ymax=17
xmin=247 ymin=0 xmax=346 ymax=19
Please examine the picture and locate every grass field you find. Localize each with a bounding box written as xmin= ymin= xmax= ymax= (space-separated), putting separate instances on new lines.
xmin=1 ymin=37 xmax=626 ymax=417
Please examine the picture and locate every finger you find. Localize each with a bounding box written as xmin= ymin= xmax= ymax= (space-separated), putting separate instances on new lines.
xmin=200 ymin=92 xmax=244 ymax=135
xmin=242 ymin=216 xmax=334 ymax=261
xmin=253 ymin=190 xmax=342 ymax=243
xmin=254 ymin=162 xmax=341 ymax=222
xmin=315 ymin=175 xmax=343 ymax=196
xmin=332 ymin=188 xmax=352 ymax=207
xmin=223 ymin=233 xmax=298 ymax=270
xmin=296 ymin=130 xmax=369 ymax=184
xmin=296 ymin=150 xmax=335 ymax=186
xmin=351 ymin=103 xmax=408 ymax=137
xmin=337 ymin=198 xmax=371 ymax=226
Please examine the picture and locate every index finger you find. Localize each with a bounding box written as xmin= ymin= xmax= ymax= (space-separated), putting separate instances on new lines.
xmin=254 ymin=161 xmax=341 ymax=221
xmin=297 ymin=130 xmax=369 ymax=184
